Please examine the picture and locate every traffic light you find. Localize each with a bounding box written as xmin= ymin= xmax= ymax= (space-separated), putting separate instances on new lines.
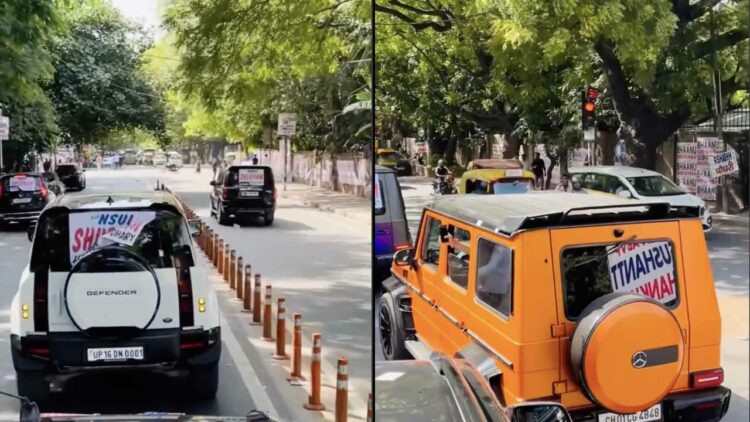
xmin=582 ymin=86 xmax=597 ymax=129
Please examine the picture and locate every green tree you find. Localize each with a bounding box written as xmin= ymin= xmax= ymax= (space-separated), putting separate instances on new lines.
xmin=46 ymin=0 xmax=167 ymax=151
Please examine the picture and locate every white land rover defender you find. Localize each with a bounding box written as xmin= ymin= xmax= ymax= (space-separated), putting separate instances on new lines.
xmin=10 ymin=192 xmax=220 ymax=403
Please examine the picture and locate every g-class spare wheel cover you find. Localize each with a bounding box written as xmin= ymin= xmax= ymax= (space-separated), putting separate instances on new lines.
xmin=570 ymin=292 xmax=684 ymax=414
xmin=65 ymin=246 xmax=160 ymax=335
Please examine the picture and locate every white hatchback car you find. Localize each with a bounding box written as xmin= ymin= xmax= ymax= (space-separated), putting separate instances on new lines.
xmin=569 ymin=166 xmax=712 ymax=232
xmin=167 ymin=151 xmax=184 ymax=168
xmin=10 ymin=192 xmax=220 ymax=402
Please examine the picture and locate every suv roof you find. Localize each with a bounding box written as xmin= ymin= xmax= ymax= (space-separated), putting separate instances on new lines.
xmin=426 ymin=192 xmax=696 ymax=236
xmin=47 ymin=191 xmax=184 ymax=211
xmin=568 ymin=165 xmax=662 ymax=178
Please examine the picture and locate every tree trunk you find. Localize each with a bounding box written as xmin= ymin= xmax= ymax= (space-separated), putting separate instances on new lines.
xmin=545 ymin=160 xmax=557 ymax=190
xmin=445 ymin=136 xmax=458 ymax=164
xmin=501 ymin=133 xmax=522 ymax=159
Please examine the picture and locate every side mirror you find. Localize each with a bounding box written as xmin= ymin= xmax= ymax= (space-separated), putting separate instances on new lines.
xmin=187 ymin=218 xmax=202 ymax=237
xmin=393 ymin=248 xmax=413 ymax=267
xmin=507 ymin=402 xmax=572 ymax=422
xmin=617 ymin=190 xmax=633 ymax=199
xmin=27 ymin=223 xmax=36 ymax=242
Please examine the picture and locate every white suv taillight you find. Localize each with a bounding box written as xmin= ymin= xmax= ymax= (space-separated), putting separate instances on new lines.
xmin=176 ymin=266 xmax=194 ymax=327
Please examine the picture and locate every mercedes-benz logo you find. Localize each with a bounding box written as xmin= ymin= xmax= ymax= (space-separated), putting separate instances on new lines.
xmin=632 ymin=351 xmax=648 ymax=369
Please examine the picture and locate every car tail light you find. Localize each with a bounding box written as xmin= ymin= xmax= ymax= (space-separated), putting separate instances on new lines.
xmin=690 ymin=368 xmax=724 ymax=389
xmin=15 ymin=173 xmax=26 ymax=178
xmin=39 ymin=184 xmax=48 ymax=199
xmin=694 ymin=400 xmax=722 ymax=410
xmin=0 ymin=183 xmax=3 ymax=197
xmin=176 ymin=266 xmax=194 ymax=327
xmin=180 ymin=341 xmax=204 ymax=350
xmin=222 ymin=187 xmax=229 ymax=200
xmin=27 ymin=347 xmax=50 ymax=357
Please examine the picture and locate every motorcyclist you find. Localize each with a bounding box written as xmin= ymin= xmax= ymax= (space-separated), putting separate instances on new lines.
xmin=434 ymin=160 xmax=453 ymax=194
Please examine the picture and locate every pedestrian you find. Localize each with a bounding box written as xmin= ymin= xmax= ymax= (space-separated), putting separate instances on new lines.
xmin=531 ymin=152 xmax=546 ymax=190
xmin=556 ymin=173 xmax=574 ymax=193
xmin=212 ymin=158 xmax=219 ymax=178
xmin=43 ymin=159 xmax=51 ymax=173
xmin=252 ymin=155 xmax=259 ymax=165
xmin=196 ymin=160 xmax=201 ymax=173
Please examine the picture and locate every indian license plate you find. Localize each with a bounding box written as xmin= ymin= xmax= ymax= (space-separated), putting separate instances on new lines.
xmin=241 ymin=191 xmax=259 ymax=197
xmin=12 ymin=198 xmax=32 ymax=204
xmin=87 ymin=346 xmax=144 ymax=362
xmin=598 ymin=404 xmax=662 ymax=422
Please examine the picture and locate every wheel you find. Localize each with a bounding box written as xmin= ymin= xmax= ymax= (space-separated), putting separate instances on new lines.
xmin=379 ymin=292 xmax=409 ymax=360
xmin=186 ymin=361 xmax=219 ymax=400
xmin=16 ymin=370 xmax=50 ymax=403
xmin=262 ymin=211 xmax=274 ymax=226
xmin=217 ymin=206 xmax=230 ymax=226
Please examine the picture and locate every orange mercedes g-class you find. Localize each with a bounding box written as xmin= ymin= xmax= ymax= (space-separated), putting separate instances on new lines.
xmin=379 ymin=193 xmax=731 ymax=421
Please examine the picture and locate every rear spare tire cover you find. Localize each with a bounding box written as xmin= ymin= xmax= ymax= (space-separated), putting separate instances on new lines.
xmin=65 ymin=247 xmax=160 ymax=334
xmin=570 ymin=292 xmax=683 ymax=414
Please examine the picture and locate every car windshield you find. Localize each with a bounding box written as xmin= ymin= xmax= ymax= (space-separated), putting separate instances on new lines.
xmin=626 ymin=175 xmax=684 ymax=196
xmin=562 ymin=240 xmax=678 ymax=319
xmin=492 ymin=179 xmax=533 ymax=194
xmin=378 ymin=152 xmax=402 ymax=161
xmin=31 ymin=208 xmax=193 ymax=272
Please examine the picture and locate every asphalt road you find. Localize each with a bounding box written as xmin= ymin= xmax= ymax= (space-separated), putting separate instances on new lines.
xmin=0 ymin=167 xmax=369 ymax=420
xmin=376 ymin=176 xmax=749 ymax=420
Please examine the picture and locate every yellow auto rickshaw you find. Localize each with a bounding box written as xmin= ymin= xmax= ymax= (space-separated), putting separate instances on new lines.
xmin=457 ymin=168 xmax=537 ymax=194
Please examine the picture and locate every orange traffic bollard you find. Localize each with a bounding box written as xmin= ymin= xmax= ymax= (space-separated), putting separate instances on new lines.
xmin=235 ymin=257 xmax=243 ymax=298
xmin=367 ymin=393 xmax=372 ymax=422
xmin=224 ymin=246 xmax=232 ymax=282
xmin=242 ymin=266 xmax=252 ymax=312
xmin=251 ymin=274 xmax=262 ymax=325
xmin=335 ymin=357 xmax=348 ymax=422
xmin=217 ymin=239 xmax=224 ymax=271
xmin=262 ymin=285 xmax=273 ymax=341
xmin=304 ymin=333 xmax=325 ymax=411
xmin=288 ymin=313 xmax=304 ymax=380
xmin=228 ymin=249 xmax=236 ymax=286
xmin=273 ymin=298 xmax=288 ymax=360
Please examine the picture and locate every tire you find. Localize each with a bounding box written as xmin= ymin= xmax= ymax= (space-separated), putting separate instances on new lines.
xmin=217 ymin=206 xmax=230 ymax=226
xmin=379 ymin=292 xmax=409 ymax=360
xmin=186 ymin=361 xmax=219 ymax=400
xmin=262 ymin=211 xmax=274 ymax=226
xmin=16 ymin=370 xmax=50 ymax=404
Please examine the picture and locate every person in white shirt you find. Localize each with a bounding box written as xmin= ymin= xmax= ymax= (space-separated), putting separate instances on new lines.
xmin=556 ymin=173 xmax=574 ymax=192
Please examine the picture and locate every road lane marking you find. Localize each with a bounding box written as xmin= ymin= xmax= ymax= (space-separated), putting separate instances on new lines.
xmin=221 ymin=314 xmax=280 ymax=420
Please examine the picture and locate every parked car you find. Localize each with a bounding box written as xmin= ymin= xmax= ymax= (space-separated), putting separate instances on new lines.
xmin=55 ymin=163 xmax=86 ymax=191
xmin=376 ymin=148 xmax=412 ymax=176
xmin=153 ymin=154 xmax=167 ymax=166
xmin=569 ymin=166 xmax=712 ymax=232
xmin=374 ymin=165 xmax=410 ymax=285
xmin=376 ymin=354 xmax=572 ymax=422
xmin=380 ymin=193 xmax=730 ymax=421
xmin=11 ymin=191 xmax=220 ymax=403
xmin=167 ymin=151 xmax=184 ymax=168
xmin=140 ymin=149 xmax=155 ymax=165
xmin=210 ymin=165 xmax=276 ymax=226
xmin=0 ymin=173 xmax=57 ymax=228
xmin=124 ymin=149 xmax=138 ymax=165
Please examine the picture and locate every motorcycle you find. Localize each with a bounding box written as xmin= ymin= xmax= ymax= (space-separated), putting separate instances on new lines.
xmin=433 ymin=174 xmax=457 ymax=195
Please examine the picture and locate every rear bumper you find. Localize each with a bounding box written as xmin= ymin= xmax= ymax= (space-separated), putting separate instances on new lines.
xmin=570 ymin=387 xmax=731 ymax=422
xmin=0 ymin=210 xmax=42 ymax=222
xmin=222 ymin=202 xmax=275 ymax=215
xmin=11 ymin=327 xmax=221 ymax=373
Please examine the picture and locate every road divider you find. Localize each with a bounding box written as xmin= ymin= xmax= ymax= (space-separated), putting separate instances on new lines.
xmin=163 ymin=184 xmax=360 ymax=420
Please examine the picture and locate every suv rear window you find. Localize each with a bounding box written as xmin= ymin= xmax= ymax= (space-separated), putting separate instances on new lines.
xmin=31 ymin=209 xmax=193 ymax=272
xmin=56 ymin=165 xmax=76 ymax=176
xmin=224 ymin=167 xmax=273 ymax=187
xmin=562 ymin=240 xmax=678 ymax=319
xmin=2 ymin=175 xmax=41 ymax=193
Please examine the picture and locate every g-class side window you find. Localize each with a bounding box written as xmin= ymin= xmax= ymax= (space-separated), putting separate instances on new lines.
xmin=475 ymin=238 xmax=513 ymax=317
xmin=446 ymin=225 xmax=471 ymax=289
xmin=421 ymin=216 xmax=441 ymax=266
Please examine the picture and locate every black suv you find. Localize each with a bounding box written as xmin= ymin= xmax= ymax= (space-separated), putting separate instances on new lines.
xmin=0 ymin=173 xmax=55 ymax=227
xmin=55 ymin=163 xmax=86 ymax=191
xmin=210 ymin=165 xmax=276 ymax=226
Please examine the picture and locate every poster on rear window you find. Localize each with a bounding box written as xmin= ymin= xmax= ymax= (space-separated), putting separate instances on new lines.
xmin=607 ymin=241 xmax=677 ymax=304
xmin=9 ymin=177 xmax=37 ymax=191
xmin=68 ymin=211 xmax=156 ymax=264
xmin=374 ymin=174 xmax=383 ymax=210
xmin=239 ymin=168 xmax=264 ymax=186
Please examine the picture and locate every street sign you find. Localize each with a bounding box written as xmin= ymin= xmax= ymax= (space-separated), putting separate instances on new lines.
xmin=277 ymin=113 xmax=297 ymax=136
xmin=0 ymin=116 xmax=9 ymax=140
